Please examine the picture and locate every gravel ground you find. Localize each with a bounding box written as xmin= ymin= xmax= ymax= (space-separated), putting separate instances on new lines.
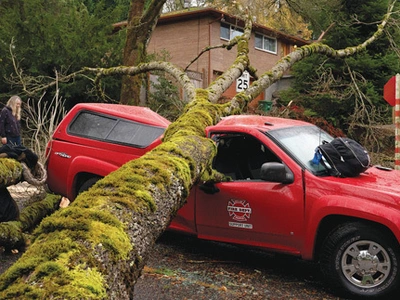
xmin=1 ymin=184 xmax=347 ymax=299
xmin=132 ymin=231 xmax=347 ymax=300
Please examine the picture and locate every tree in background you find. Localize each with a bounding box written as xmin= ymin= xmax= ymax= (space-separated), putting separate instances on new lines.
xmin=163 ymin=0 xmax=207 ymax=12
xmin=146 ymin=50 xmax=184 ymax=121
xmin=205 ymin=0 xmax=312 ymax=39
xmin=148 ymin=73 xmax=184 ymax=121
xmin=279 ymin=0 xmax=400 ymax=137
xmin=119 ymin=0 xmax=166 ymax=105
xmin=0 ymin=0 xmax=130 ymax=108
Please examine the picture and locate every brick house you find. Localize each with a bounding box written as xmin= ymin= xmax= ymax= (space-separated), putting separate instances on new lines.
xmin=114 ymin=8 xmax=309 ymax=109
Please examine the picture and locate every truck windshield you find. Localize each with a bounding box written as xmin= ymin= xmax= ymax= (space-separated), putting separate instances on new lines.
xmin=267 ymin=125 xmax=333 ymax=175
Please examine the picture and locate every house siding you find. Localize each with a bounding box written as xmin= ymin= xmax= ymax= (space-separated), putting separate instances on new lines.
xmin=148 ymin=16 xmax=211 ymax=87
xmin=146 ymin=9 xmax=307 ymax=106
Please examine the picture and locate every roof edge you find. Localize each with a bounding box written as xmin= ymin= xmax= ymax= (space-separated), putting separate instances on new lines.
xmin=112 ymin=7 xmax=310 ymax=45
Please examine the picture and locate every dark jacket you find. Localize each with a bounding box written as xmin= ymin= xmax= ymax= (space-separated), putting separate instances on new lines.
xmin=0 ymin=106 xmax=20 ymax=137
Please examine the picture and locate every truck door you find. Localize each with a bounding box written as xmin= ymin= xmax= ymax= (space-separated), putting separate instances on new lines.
xmin=195 ymin=132 xmax=305 ymax=253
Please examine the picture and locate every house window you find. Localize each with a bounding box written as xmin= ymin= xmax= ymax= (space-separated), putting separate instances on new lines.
xmin=255 ymin=33 xmax=277 ymax=54
xmin=220 ymin=23 xmax=244 ymax=40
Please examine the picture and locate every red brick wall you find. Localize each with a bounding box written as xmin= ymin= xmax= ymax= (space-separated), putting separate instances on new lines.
xmin=148 ymin=14 xmax=296 ymax=100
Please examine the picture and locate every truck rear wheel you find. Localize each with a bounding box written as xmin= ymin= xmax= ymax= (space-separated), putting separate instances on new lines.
xmin=320 ymin=222 xmax=400 ymax=299
xmin=78 ymin=176 xmax=101 ymax=195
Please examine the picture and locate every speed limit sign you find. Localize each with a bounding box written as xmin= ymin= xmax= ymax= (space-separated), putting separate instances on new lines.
xmin=236 ymin=71 xmax=250 ymax=92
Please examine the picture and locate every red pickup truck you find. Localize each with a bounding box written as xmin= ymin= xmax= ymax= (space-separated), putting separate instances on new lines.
xmin=46 ymin=103 xmax=400 ymax=299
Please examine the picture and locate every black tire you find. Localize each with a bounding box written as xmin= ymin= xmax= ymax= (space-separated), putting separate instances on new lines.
xmin=320 ymin=222 xmax=400 ymax=299
xmin=77 ymin=176 xmax=101 ymax=195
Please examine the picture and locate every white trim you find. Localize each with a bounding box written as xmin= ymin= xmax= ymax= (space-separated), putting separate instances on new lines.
xmin=255 ymin=33 xmax=277 ymax=54
xmin=220 ymin=22 xmax=244 ymax=40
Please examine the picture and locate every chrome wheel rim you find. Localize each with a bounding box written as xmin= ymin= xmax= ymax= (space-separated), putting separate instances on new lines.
xmin=341 ymin=240 xmax=391 ymax=288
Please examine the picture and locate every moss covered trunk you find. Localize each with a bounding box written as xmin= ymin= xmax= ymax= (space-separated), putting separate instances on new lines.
xmin=0 ymin=159 xmax=23 ymax=188
xmin=0 ymin=157 xmax=59 ymax=249
xmin=0 ymin=94 xmax=231 ymax=299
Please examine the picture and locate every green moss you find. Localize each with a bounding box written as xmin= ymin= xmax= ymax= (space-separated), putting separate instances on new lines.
xmin=0 ymin=85 xmax=225 ymax=299
xmin=0 ymin=158 xmax=23 ymax=186
xmin=0 ymin=229 xmax=108 ymax=299
xmin=89 ymin=221 xmax=132 ymax=258
xmin=34 ymin=261 xmax=66 ymax=278
xmin=18 ymin=194 xmax=61 ymax=230
xmin=1 ymin=257 xmax=106 ymax=299
xmin=64 ymin=265 xmax=106 ymax=298
xmin=0 ymin=194 xmax=62 ymax=250
xmin=163 ymin=89 xmax=227 ymax=141
xmin=34 ymin=206 xmax=132 ymax=260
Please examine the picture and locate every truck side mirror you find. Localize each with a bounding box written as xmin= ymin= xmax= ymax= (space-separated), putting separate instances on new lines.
xmin=260 ymin=162 xmax=294 ymax=184
xmin=198 ymin=182 xmax=220 ymax=194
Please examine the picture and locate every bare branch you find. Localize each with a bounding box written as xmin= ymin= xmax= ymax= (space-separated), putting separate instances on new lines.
xmin=24 ymin=86 xmax=66 ymax=164
xmin=316 ymin=22 xmax=336 ymax=42
xmin=85 ymin=61 xmax=196 ymax=101
xmin=185 ymin=36 xmax=244 ymax=71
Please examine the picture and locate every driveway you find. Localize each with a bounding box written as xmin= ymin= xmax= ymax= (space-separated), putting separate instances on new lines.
xmin=133 ymin=231 xmax=348 ymax=300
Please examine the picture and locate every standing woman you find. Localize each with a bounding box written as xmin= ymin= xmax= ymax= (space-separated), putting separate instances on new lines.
xmin=0 ymin=95 xmax=22 ymax=146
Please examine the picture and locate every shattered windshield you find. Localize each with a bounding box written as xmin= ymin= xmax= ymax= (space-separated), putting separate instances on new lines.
xmin=267 ymin=125 xmax=333 ymax=175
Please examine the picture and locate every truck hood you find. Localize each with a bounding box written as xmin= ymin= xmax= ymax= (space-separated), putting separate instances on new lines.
xmin=322 ymin=166 xmax=400 ymax=206
xmin=354 ymin=166 xmax=400 ymax=193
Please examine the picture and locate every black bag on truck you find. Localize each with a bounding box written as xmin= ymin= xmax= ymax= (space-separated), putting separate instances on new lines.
xmin=317 ymin=137 xmax=371 ymax=177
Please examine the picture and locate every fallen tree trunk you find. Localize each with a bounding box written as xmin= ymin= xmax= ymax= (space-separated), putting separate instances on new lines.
xmin=0 ymin=194 xmax=61 ymax=250
xmin=0 ymin=157 xmax=47 ymax=190
xmin=0 ymin=97 xmax=227 ymax=299
xmin=0 ymin=159 xmax=23 ymax=188
xmin=0 ymin=3 xmax=395 ymax=299
xmin=0 ymin=157 xmax=57 ymax=249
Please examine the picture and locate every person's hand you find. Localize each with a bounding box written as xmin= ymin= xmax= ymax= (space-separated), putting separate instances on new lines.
xmin=1 ymin=137 xmax=7 ymax=145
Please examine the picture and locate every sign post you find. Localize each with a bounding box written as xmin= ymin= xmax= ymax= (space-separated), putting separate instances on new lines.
xmin=383 ymin=74 xmax=400 ymax=170
xmin=236 ymin=71 xmax=250 ymax=92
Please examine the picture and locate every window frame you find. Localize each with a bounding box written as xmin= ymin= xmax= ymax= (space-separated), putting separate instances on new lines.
xmin=254 ymin=33 xmax=277 ymax=54
xmin=67 ymin=110 xmax=166 ymax=148
xmin=211 ymin=132 xmax=281 ymax=180
xmin=220 ymin=22 xmax=244 ymax=41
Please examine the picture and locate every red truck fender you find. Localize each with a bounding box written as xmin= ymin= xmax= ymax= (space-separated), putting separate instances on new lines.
xmin=67 ymin=156 xmax=120 ymax=200
xmin=302 ymin=195 xmax=400 ymax=260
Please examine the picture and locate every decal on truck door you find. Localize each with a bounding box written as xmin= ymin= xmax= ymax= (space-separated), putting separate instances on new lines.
xmin=227 ymin=199 xmax=253 ymax=229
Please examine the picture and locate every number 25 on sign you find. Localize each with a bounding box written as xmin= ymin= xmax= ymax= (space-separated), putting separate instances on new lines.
xmin=236 ymin=71 xmax=250 ymax=92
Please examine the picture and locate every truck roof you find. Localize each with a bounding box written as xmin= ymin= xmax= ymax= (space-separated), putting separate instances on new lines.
xmin=211 ymin=115 xmax=312 ymax=132
xmin=71 ymin=103 xmax=171 ymax=128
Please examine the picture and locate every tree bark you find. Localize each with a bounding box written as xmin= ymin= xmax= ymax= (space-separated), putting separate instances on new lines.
xmin=120 ymin=0 xmax=167 ymax=105
xmin=0 ymin=2 xmax=395 ymax=299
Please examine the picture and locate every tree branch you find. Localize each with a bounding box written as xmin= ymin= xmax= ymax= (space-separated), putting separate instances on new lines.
xmin=228 ymin=0 xmax=396 ymax=111
xmin=206 ymin=13 xmax=253 ymax=103
xmin=185 ymin=37 xmax=245 ymax=71
xmin=85 ymin=61 xmax=196 ymax=102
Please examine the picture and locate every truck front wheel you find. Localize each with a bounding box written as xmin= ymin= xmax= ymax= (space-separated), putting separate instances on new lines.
xmin=320 ymin=222 xmax=400 ymax=299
